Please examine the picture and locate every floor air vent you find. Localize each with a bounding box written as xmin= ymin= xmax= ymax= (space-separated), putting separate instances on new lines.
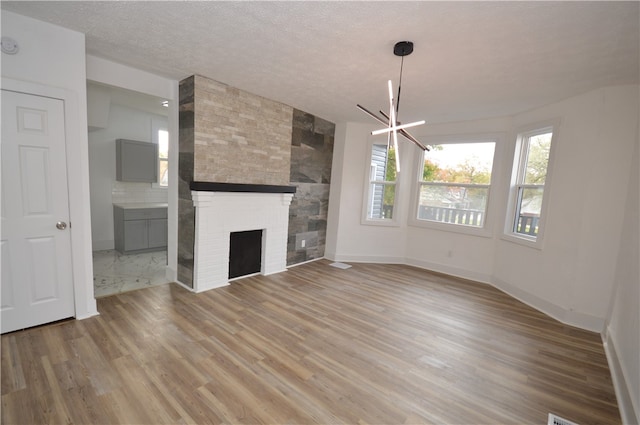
xmin=548 ymin=413 xmax=579 ymax=425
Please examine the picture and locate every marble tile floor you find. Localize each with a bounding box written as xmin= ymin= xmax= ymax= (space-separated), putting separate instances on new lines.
xmin=93 ymin=249 xmax=169 ymax=298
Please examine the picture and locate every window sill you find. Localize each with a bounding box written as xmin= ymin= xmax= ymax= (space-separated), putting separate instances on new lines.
xmin=151 ymin=183 xmax=169 ymax=190
xmin=361 ymin=218 xmax=401 ymax=227
xmin=500 ymin=233 xmax=544 ymax=250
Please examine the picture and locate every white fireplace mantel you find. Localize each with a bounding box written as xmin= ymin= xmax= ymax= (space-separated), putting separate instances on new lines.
xmin=191 ymin=189 xmax=294 ymax=293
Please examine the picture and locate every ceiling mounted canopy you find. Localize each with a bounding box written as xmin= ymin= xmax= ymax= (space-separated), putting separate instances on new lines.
xmin=357 ymin=41 xmax=429 ymax=173
xmin=393 ymin=40 xmax=414 ymax=56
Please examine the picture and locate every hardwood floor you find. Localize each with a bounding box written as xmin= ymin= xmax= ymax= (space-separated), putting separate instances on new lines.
xmin=1 ymin=260 xmax=620 ymax=424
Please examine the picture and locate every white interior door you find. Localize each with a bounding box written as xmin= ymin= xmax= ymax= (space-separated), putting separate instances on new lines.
xmin=1 ymin=89 xmax=75 ymax=333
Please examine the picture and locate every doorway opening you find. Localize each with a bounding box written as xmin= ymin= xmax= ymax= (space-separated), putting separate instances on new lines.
xmin=87 ymin=81 xmax=170 ymax=297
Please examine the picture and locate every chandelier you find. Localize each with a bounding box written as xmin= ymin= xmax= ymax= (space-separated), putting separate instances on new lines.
xmin=357 ymin=41 xmax=429 ymax=172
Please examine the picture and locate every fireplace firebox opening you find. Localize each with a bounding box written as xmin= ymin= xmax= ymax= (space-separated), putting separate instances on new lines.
xmin=229 ymin=229 xmax=263 ymax=279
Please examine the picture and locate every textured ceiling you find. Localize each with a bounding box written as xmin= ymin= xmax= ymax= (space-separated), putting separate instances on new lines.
xmin=2 ymin=1 xmax=639 ymax=124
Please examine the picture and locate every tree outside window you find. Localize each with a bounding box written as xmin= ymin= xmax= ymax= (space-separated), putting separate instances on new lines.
xmin=417 ymin=142 xmax=496 ymax=228
xmin=511 ymin=130 xmax=553 ymax=238
xmin=367 ymin=143 xmax=397 ymax=220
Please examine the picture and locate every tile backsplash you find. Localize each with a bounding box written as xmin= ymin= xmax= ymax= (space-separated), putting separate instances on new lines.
xmin=111 ymin=181 xmax=168 ymax=204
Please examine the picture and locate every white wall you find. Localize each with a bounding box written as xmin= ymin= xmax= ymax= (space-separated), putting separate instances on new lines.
xmin=493 ymin=86 xmax=638 ymax=331
xmin=1 ymin=11 xmax=97 ymax=319
xmin=326 ymin=122 xmax=408 ymax=263
xmin=329 ymin=85 xmax=638 ymax=332
xmin=325 ymin=121 xmax=347 ymax=259
xmin=605 ymin=121 xmax=639 ymax=425
xmin=88 ymin=102 xmax=168 ymax=250
xmin=329 ymin=115 xmax=512 ymax=279
xmin=86 ymin=55 xmax=179 ymax=281
xmin=405 ymin=117 xmax=512 ymax=283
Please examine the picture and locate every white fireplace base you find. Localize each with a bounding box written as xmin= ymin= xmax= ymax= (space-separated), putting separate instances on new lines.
xmin=191 ymin=190 xmax=293 ymax=292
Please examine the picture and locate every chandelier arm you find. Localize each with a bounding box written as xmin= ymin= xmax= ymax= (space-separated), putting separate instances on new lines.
xmin=378 ymin=110 xmax=429 ymax=151
xmin=359 ymin=103 xmax=427 ymax=150
xmin=407 ymin=135 xmax=430 ymax=152
xmin=357 ymin=104 xmax=389 ymax=126
xmin=371 ymin=120 xmax=426 ymax=135
xmin=387 ymin=80 xmax=401 ymax=173
xmin=400 ymin=129 xmax=429 ymax=151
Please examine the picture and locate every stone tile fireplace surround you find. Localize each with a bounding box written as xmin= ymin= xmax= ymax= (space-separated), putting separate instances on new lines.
xmin=190 ymin=182 xmax=295 ymax=292
xmin=178 ymin=74 xmax=334 ymax=288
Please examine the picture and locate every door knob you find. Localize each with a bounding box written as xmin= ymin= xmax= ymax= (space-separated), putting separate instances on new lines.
xmin=56 ymin=221 xmax=67 ymax=230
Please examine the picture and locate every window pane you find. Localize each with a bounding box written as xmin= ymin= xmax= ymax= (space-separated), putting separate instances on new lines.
xmin=422 ymin=142 xmax=495 ymax=184
xmin=417 ymin=185 xmax=488 ymax=227
xmin=371 ymin=143 xmax=396 ymax=182
xmin=514 ymin=187 xmax=543 ymax=235
xmin=158 ymin=130 xmax=169 ymax=159
xmin=159 ymin=159 xmax=168 ymax=187
xmin=368 ymin=183 xmax=395 ymax=219
xmin=517 ymin=186 xmax=544 ymax=215
xmin=523 ymin=132 xmax=551 ymax=184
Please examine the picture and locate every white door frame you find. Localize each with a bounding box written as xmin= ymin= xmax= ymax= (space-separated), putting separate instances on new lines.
xmin=2 ymin=77 xmax=98 ymax=320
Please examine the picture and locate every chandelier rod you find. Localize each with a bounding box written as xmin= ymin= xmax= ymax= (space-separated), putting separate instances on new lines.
xmin=396 ymin=54 xmax=404 ymax=117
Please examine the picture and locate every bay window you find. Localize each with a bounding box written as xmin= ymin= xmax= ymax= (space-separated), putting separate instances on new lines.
xmin=414 ymin=140 xmax=496 ymax=230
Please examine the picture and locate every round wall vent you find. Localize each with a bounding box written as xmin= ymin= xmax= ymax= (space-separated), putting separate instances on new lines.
xmin=1 ymin=37 xmax=19 ymax=55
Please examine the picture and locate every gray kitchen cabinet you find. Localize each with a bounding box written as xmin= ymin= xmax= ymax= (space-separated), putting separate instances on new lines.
xmin=147 ymin=218 xmax=168 ymax=249
xmin=113 ymin=205 xmax=167 ymax=254
xmin=116 ymin=139 xmax=158 ymax=182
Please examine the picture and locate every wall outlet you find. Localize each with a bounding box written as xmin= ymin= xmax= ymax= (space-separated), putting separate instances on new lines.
xmin=301 ymin=239 xmax=306 ymax=248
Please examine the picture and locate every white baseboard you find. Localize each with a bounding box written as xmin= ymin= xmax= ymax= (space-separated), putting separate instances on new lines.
xmin=405 ymin=257 xmax=492 ymax=285
xmin=400 ymin=259 xmax=599 ymax=334
xmin=329 ymin=254 xmax=492 ymax=286
xmin=330 ymin=254 xmax=405 ymax=264
xmin=287 ymin=257 xmax=325 ymax=268
xmin=565 ymin=311 xmax=605 ymax=333
xmin=330 ymin=253 xmax=604 ymax=332
xmin=323 ymin=250 xmax=337 ymax=262
xmin=173 ymin=279 xmax=196 ymax=292
xmin=603 ymin=331 xmax=640 ymax=425
xmin=75 ymin=311 xmax=100 ymax=320
xmin=193 ymin=281 xmax=230 ymax=293
xmin=92 ymin=239 xmax=114 ymax=251
xmin=491 ymin=277 xmax=604 ymax=333
xmin=165 ymin=265 xmax=177 ymax=282
xmin=263 ymin=268 xmax=288 ymax=276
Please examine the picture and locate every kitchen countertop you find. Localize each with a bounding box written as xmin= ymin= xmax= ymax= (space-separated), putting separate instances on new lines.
xmin=113 ymin=202 xmax=168 ymax=209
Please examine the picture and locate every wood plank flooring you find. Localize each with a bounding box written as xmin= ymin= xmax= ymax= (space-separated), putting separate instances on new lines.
xmin=1 ymin=260 xmax=620 ymax=424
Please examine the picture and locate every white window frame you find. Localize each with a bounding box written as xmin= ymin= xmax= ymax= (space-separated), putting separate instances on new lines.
xmin=408 ymin=134 xmax=501 ymax=238
xmin=151 ymin=118 xmax=168 ymax=188
xmin=368 ymin=162 xmax=378 ymax=215
xmin=503 ymin=120 xmax=560 ymax=249
xmin=361 ymin=137 xmax=401 ymax=227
